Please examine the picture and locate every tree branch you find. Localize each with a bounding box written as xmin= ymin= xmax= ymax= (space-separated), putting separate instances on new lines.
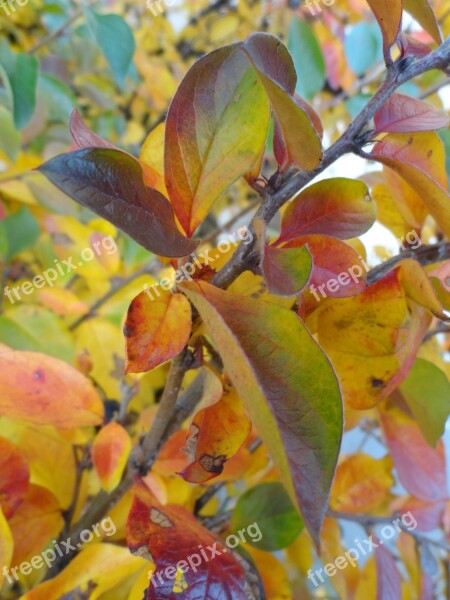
xmin=212 ymin=38 xmax=450 ymax=290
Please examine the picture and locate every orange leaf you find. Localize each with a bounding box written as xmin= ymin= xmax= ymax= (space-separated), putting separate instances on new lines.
xmin=9 ymin=485 xmax=64 ymax=568
xmin=180 ymin=386 xmax=252 ymax=483
xmin=92 ymin=422 xmax=132 ymax=492
xmin=331 ymin=454 xmax=393 ymax=514
xmin=124 ymin=290 xmax=192 ymax=374
xmin=370 ymin=132 xmax=450 ymax=237
xmin=365 ymin=0 xmax=402 ymax=59
xmin=0 ymin=348 xmax=104 ymax=428
xmin=403 ymin=0 xmax=442 ymax=44
xmin=0 ymin=436 xmax=29 ymax=519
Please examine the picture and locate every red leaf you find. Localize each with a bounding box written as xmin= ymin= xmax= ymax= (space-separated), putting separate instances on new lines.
xmin=374 ymin=93 xmax=449 ymax=134
xmin=375 ymin=543 xmax=402 ymax=600
xmin=39 ymin=149 xmax=198 ymax=258
xmin=379 ymin=398 xmax=448 ymax=502
xmin=127 ymin=482 xmax=260 ymax=599
xmin=0 ymin=437 xmax=29 ymax=519
xmin=70 ymin=108 xmax=115 ymax=149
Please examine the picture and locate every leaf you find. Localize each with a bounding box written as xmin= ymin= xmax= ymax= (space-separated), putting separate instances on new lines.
xmin=0 ymin=436 xmax=29 ymax=519
xmin=124 ymin=290 xmax=192 ymax=374
xmin=255 ymin=218 xmax=312 ymax=297
xmin=0 ymin=43 xmax=38 ymax=129
xmin=9 ymin=485 xmax=64 ymax=568
xmin=231 ymin=482 xmax=303 ymax=551
xmin=140 ymin=123 xmax=167 ymax=195
xmin=1 ymin=421 xmax=77 ymax=510
xmin=241 ymin=33 xmax=323 ymax=171
xmin=39 ymin=148 xmax=198 ymax=258
xmin=331 ymin=454 xmax=393 ymax=514
xmin=127 ymin=483 xmax=259 ymax=599
xmin=0 ymin=509 xmax=13 ymax=586
xmin=370 ymin=132 xmax=450 ymax=238
xmin=374 ymin=93 xmax=449 ymax=133
xmin=365 ymin=0 xmax=402 ymax=59
xmin=288 ymin=18 xmax=325 ymax=99
xmin=93 ymin=422 xmax=132 ymax=492
xmin=344 ymin=23 xmax=382 ymax=75
xmin=20 ymin=544 xmax=147 ymax=600
xmin=88 ymin=11 xmax=135 ymax=86
xmin=69 ymin=107 xmax=115 ymax=149
xmin=317 ymin=269 xmax=432 ymax=409
xmin=374 ymin=543 xmax=402 ymax=600
xmin=0 ymin=348 xmax=104 ymax=428
xmin=403 ymin=0 xmax=442 ymax=45
xmin=3 ymin=206 xmax=40 ymax=260
xmin=180 ymin=386 xmax=252 ymax=483
xmin=165 ymin=44 xmax=270 ymax=236
xmin=179 ymin=280 xmax=343 ymax=548
xmin=283 ymin=235 xmax=368 ymax=300
xmin=0 ymin=106 xmax=21 ymax=161
xmin=379 ymin=398 xmax=448 ymax=502
xmin=0 ymin=306 xmax=75 ymax=363
xmin=278 ymin=178 xmax=376 ymax=243
xmin=399 ymin=358 xmax=450 ymax=447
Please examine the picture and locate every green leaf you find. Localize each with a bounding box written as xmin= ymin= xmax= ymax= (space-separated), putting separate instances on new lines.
xmin=40 ymin=74 xmax=76 ymax=122
xmin=241 ymin=33 xmax=322 ymax=171
xmin=0 ymin=306 xmax=75 ymax=363
xmin=4 ymin=207 xmax=40 ymax=261
xmin=232 ymin=482 xmax=303 ymax=551
xmin=165 ymin=44 xmax=270 ymax=236
xmin=400 ymin=358 xmax=450 ymax=447
xmin=0 ymin=43 xmax=38 ymax=129
xmin=88 ymin=11 xmax=135 ymax=86
xmin=288 ymin=18 xmax=325 ymax=100
xmin=180 ymin=280 xmax=343 ymax=549
xmin=344 ymin=23 xmax=382 ymax=76
xmin=0 ymin=106 xmax=21 ymax=161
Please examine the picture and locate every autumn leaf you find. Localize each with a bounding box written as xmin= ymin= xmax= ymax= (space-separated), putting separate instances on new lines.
xmin=278 ymin=178 xmax=376 ymax=243
xmin=180 ymin=280 xmax=343 ymax=548
xmin=127 ymin=482 xmax=260 ymax=599
xmin=283 ymin=235 xmax=367 ymax=300
xmin=0 ymin=347 xmax=104 ymax=428
xmin=255 ymin=217 xmax=312 ymax=297
xmin=93 ymin=422 xmax=132 ymax=492
xmin=39 ymin=148 xmax=198 ymax=258
xmin=370 ymin=132 xmax=450 ymax=237
xmin=0 ymin=509 xmax=13 ymax=586
xmin=316 ymin=269 xmax=432 ymax=409
xmin=365 ymin=0 xmax=402 ymax=60
xmin=374 ymin=93 xmax=449 ymax=134
xmin=180 ymin=386 xmax=252 ymax=483
xmin=379 ymin=398 xmax=448 ymax=502
xmin=0 ymin=436 xmax=29 ymax=519
xmin=331 ymin=454 xmax=393 ymax=514
xmin=9 ymin=485 xmax=64 ymax=568
xmin=374 ymin=543 xmax=402 ymax=600
xmin=403 ymin=0 xmax=442 ymax=45
xmin=241 ymin=33 xmax=323 ymax=171
xmin=165 ymin=43 xmax=270 ymax=236
xmin=124 ymin=289 xmax=192 ymax=374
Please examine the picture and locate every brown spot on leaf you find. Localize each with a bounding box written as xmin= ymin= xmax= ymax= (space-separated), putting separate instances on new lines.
xmin=33 ymin=369 xmax=45 ymax=381
xmin=371 ymin=378 xmax=384 ymax=389
xmin=199 ymin=454 xmax=227 ymax=474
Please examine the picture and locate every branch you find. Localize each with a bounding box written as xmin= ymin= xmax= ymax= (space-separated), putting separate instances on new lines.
xmin=367 ymin=242 xmax=450 ymax=285
xmin=212 ymin=38 xmax=450 ymax=290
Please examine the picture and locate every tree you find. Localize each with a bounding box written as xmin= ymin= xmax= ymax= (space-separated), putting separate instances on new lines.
xmin=0 ymin=0 xmax=450 ymax=599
